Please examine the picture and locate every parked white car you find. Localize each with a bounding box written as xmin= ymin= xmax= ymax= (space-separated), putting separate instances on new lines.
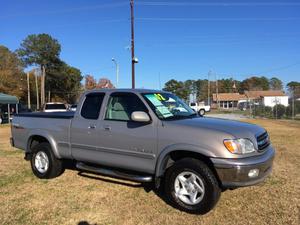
xmin=43 ymin=102 xmax=68 ymax=112
xmin=189 ymin=102 xmax=211 ymax=116
xmin=69 ymin=104 xmax=77 ymax=112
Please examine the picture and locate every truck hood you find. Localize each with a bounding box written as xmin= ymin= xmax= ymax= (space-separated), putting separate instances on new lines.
xmin=166 ymin=117 xmax=266 ymax=139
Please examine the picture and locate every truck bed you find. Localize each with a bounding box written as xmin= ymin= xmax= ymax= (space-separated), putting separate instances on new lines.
xmin=11 ymin=112 xmax=74 ymax=158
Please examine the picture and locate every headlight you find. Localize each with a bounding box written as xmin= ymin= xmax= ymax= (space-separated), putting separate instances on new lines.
xmin=223 ymin=138 xmax=256 ymax=154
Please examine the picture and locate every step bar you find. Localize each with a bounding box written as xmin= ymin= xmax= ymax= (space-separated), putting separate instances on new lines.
xmin=76 ymin=162 xmax=153 ymax=183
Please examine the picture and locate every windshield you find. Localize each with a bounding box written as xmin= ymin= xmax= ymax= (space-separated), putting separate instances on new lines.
xmin=142 ymin=93 xmax=197 ymax=120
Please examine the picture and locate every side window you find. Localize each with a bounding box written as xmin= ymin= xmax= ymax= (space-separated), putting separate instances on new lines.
xmin=81 ymin=93 xmax=105 ymax=120
xmin=105 ymin=93 xmax=148 ymax=121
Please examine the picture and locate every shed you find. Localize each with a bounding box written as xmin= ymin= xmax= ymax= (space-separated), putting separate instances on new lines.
xmin=0 ymin=93 xmax=19 ymax=104
xmin=0 ymin=93 xmax=19 ymax=123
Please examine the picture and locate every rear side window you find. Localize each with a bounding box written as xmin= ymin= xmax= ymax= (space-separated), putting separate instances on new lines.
xmin=81 ymin=93 xmax=105 ymax=120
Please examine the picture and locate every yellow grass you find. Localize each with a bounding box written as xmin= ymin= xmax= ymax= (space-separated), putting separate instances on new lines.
xmin=0 ymin=120 xmax=299 ymax=225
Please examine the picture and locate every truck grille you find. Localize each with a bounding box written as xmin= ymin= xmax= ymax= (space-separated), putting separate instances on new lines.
xmin=256 ymin=132 xmax=270 ymax=151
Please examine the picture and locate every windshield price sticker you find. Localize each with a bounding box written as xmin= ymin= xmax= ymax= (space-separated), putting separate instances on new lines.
xmin=144 ymin=94 xmax=173 ymax=118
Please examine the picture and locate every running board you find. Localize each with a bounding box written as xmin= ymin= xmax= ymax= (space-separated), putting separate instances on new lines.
xmin=76 ymin=162 xmax=153 ymax=183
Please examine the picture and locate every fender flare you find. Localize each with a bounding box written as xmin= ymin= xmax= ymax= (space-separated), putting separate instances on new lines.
xmin=26 ymin=129 xmax=61 ymax=159
xmin=155 ymin=143 xmax=216 ymax=178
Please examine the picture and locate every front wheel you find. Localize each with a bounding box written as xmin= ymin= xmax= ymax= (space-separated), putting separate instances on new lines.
xmin=164 ymin=158 xmax=221 ymax=214
xmin=30 ymin=142 xmax=64 ymax=179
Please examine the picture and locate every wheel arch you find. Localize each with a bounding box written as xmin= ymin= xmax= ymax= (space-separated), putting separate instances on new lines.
xmin=26 ymin=131 xmax=61 ymax=159
xmin=155 ymin=146 xmax=221 ymax=186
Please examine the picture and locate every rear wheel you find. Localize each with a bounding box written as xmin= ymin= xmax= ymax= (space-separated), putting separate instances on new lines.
xmin=30 ymin=142 xmax=64 ymax=179
xmin=164 ymin=158 xmax=221 ymax=214
xmin=199 ymin=109 xmax=205 ymax=116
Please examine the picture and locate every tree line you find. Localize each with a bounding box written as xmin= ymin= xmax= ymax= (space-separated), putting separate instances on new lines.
xmin=163 ymin=77 xmax=300 ymax=102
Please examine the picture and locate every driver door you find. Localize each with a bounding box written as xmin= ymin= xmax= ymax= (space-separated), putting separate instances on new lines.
xmin=97 ymin=92 xmax=157 ymax=174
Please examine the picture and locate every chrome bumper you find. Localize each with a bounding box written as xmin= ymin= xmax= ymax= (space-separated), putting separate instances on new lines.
xmin=211 ymin=146 xmax=275 ymax=188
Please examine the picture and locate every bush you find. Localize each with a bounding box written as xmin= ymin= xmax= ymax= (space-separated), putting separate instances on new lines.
xmin=273 ymin=104 xmax=286 ymax=119
xmin=286 ymin=101 xmax=300 ymax=117
xmin=253 ymin=105 xmax=273 ymax=118
xmin=264 ymin=106 xmax=273 ymax=118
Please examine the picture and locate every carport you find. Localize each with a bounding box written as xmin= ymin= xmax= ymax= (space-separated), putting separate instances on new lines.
xmin=0 ymin=93 xmax=19 ymax=123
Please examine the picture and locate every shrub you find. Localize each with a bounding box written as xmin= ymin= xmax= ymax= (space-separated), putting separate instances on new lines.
xmin=286 ymin=101 xmax=300 ymax=117
xmin=253 ymin=105 xmax=273 ymax=118
xmin=264 ymin=106 xmax=273 ymax=118
xmin=273 ymin=104 xmax=286 ymax=119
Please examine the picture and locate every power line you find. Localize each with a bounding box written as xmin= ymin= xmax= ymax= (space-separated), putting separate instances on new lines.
xmin=0 ymin=2 xmax=128 ymax=19
xmin=212 ymin=62 xmax=300 ymax=81
xmin=51 ymin=19 xmax=127 ymax=29
xmin=253 ymin=62 xmax=300 ymax=75
xmin=136 ymin=17 xmax=300 ymax=22
xmin=137 ymin=2 xmax=300 ymax=7
xmin=138 ymin=37 xmax=300 ymax=48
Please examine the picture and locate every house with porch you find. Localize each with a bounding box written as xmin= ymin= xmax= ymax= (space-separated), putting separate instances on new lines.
xmin=212 ymin=93 xmax=246 ymax=109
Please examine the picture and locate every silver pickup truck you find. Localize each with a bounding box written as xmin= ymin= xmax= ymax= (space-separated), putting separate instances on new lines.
xmin=11 ymin=89 xmax=274 ymax=214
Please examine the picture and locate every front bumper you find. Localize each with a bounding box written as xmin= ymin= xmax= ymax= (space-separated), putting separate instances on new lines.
xmin=211 ymin=146 xmax=275 ymax=188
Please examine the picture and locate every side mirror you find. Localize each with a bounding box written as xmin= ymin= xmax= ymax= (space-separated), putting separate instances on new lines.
xmin=131 ymin=111 xmax=150 ymax=123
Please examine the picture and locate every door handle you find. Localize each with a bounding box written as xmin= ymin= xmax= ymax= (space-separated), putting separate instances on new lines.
xmin=88 ymin=125 xmax=96 ymax=129
xmin=104 ymin=125 xmax=111 ymax=131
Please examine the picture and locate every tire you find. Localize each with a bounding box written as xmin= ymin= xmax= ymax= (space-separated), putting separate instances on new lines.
xmin=164 ymin=158 xmax=221 ymax=214
xmin=199 ymin=109 xmax=205 ymax=116
xmin=30 ymin=142 xmax=64 ymax=179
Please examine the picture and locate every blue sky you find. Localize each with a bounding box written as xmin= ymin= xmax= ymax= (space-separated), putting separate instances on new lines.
xmin=1 ymin=0 xmax=299 ymax=89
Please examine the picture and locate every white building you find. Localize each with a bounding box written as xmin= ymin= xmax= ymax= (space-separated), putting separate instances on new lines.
xmin=245 ymin=90 xmax=289 ymax=107
xmin=263 ymin=96 xmax=289 ymax=107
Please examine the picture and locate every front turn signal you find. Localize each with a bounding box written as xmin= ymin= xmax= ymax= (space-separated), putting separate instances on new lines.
xmin=223 ymin=140 xmax=238 ymax=153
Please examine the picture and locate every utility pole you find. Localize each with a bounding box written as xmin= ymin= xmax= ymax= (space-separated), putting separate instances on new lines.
xmin=43 ymin=65 xmax=46 ymax=105
xmin=34 ymin=69 xmax=40 ymax=110
xmin=215 ymin=73 xmax=219 ymax=109
xmin=40 ymin=66 xmax=43 ymax=106
xmin=27 ymin=72 xmax=31 ymax=109
xmin=40 ymin=65 xmax=45 ymax=106
xmin=207 ymin=70 xmax=211 ymax=106
xmin=112 ymin=58 xmax=119 ymax=88
xmin=130 ymin=0 xmax=135 ymax=89
xmin=292 ymin=88 xmax=295 ymax=120
xmin=275 ymin=97 xmax=278 ymax=119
